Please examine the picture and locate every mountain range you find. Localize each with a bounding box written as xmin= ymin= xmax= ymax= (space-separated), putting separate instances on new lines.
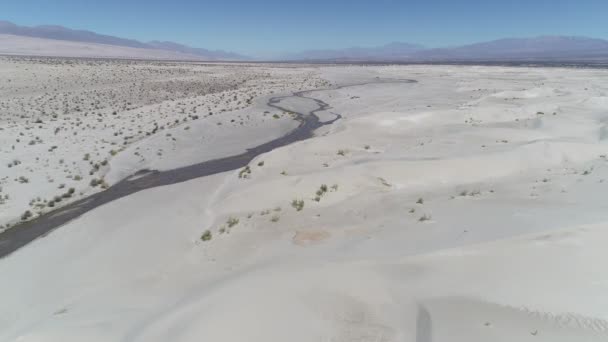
xmin=1 ymin=20 xmax=608 ymax=62
xmin=285 ymin=42 xmax=425 ymax=61
xmin=290 ymin=36 xmax=608 ymax=61
xmin=0 ymin=20 xmax=247 ymax=60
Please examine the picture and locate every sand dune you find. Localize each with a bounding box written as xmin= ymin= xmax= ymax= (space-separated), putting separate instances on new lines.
xmin=2 ymin=63 xmax=608 ymax=341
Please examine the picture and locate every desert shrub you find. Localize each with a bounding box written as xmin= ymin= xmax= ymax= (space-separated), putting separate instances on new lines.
xmin=238 ymin=166 xmax=251 ymax=179
xmin=419 ymin=214 xmax=432 ymax=222
xmin=21 ymin=210 xmax=33 ymax=221
xmin=227 ymin=217 xmax=239 ymax=228
xmin=291 ymin=199 xmax=304 ymax=211
xmin=200 ymin=230 xmax=212 ymax=241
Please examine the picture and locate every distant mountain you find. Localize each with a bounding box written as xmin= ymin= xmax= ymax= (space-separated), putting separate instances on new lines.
xmin=147 ymin=41 xmax=247 ymax=61
xmin=412 ymin=36 xmax=608 ymax=61
xmin=287 ymin=36 xmax=608 ymax=62
xmin=0 ymin=20 xmax=149 ymax=49
xmin=3 ymin=20 xmax=607 ymax=63
xmin=0 ymin=20 xmax=247 ymax=60
xmin=286 ymin=42 xmax=425 ymax=61
xmin=0 ymin=34 xmax=208 ymax=60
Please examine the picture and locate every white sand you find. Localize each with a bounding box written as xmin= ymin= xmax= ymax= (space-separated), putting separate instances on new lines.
xmin=0 ymin=58 xmax=327 ymax=228
xmin=2 ymin=64 xmax=608 ymax=341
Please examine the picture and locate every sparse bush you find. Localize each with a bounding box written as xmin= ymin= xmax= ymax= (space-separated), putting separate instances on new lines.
xmin=21 ymin=210 xmax=33 ymax=221
xmin=419 ymin=214 xmax=432 ymax=222
xmin=238 ymin=166 xmax=251 ymax=179
xmin=227 ymin=217 xmax=239 ymax=228
xmin=200 ymin=230 xmax=212 ymax=241
xmin=416 ymin=198 xmax=424 ymax=204
xmin=270 ymin=215 xmax=280 ymax=222
xmin=291 ymin=199 xmax=305 ymax=211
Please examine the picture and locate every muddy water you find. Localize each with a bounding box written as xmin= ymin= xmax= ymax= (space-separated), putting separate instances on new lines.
xmin=0 ymin=79 xmax=416 ymax=258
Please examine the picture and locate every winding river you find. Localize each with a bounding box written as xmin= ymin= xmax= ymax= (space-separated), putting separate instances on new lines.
xmin=0 ymin=78 xmax=416 ymax=258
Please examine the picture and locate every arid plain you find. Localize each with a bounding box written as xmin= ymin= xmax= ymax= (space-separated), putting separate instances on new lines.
xmin=2 ymin=58 xmax=608 ymax=341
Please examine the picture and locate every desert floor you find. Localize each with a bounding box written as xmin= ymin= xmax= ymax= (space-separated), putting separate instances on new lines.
xmin=0 ymin=57 xmax=328 ymax=229
xmin=2 ymin=60 xmax=608 ymax=341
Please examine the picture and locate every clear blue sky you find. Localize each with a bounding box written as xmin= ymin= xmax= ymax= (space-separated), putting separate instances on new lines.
xmin=3 ymin=0 xmax=608 ymax=57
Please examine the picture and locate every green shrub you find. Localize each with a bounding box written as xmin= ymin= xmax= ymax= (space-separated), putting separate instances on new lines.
xmin=291 ymin=199 xmax=305 ymax=211
xmin=227 ymin=217 xmax=239 ymax=228
xmin=21 ymin=210 xmax=33 ymax=221
xmin=419 ymin=214 xmax=432 ymax=222
xmin=238 ymin=166 xmax=251 ymax=179
xmin=201 ymin=230 xmax=212 ymax=241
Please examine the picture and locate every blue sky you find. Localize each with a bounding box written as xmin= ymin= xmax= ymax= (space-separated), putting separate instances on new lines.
xmin=3 ymin=0 xmax=608 ymax=57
